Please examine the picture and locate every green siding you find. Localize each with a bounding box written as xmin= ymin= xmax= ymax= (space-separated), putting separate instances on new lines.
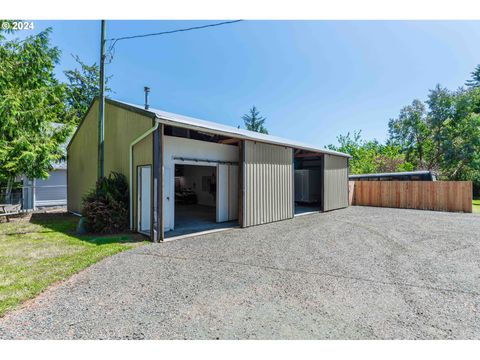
xmin=104 ymin=102 xmax=154 ymax=178
xmin=67 ymin=101 xmax=99 ymax=213
xmin=67 ymin=100 xmax=154 ymax=215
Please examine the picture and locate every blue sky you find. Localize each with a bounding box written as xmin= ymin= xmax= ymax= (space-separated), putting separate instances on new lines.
xmin=11 ymin=20 xmax=480 ymax=147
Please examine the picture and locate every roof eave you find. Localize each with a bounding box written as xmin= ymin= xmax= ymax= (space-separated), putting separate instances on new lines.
xmin=155 ymin=115 xmax=351 ymax=158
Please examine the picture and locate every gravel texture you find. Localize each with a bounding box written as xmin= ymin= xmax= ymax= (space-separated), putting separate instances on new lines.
xmin=1 ymin=206 xmax=479 ymax=339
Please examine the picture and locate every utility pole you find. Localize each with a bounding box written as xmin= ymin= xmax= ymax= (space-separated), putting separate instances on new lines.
xmin=98 ymin=20 xmax=106 ymax=179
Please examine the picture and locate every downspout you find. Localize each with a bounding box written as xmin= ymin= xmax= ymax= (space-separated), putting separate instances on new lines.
xmin=129 ymin=119 xmax=159 ymax=230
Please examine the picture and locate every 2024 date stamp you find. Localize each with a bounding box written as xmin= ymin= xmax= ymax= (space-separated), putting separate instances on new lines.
xmin=2 ymin=21 xmax=35 ymax=31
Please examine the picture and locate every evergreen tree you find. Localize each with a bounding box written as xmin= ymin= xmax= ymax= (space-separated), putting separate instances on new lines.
xmin=465 ymin=64 xmax=480 ymax=88
xmin=242 ymin=106 xmax=268 ymax=134
xmin=64 ymin=55 xmax=111 ymax=122
xmin=0 ymin=28 xmax=74 ymax=196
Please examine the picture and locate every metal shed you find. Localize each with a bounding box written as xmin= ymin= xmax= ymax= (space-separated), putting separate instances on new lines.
xmin=349 ymin=170 xmax=436 ymax=181
xmin=67 ymin=98 xmax=351 ymax=241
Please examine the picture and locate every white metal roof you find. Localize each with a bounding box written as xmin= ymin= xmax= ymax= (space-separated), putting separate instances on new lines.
xmin=113 ymin=99 xmax=351 ymax=158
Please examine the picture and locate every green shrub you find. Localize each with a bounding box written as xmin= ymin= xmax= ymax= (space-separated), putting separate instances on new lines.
xmin=82 ymin=172 xmax=129 ymax=234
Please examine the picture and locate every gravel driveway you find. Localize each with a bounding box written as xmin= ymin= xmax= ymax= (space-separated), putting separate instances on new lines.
xmin=1 ymin=206 xmax=479 ymax=339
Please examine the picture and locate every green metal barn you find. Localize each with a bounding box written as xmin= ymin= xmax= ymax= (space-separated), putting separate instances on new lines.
xmin=67 ymin=98 xmax=351 ymax=241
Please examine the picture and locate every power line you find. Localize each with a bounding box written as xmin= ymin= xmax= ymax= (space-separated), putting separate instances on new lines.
xmin=108 ymin=19 xmax=242 ymax=43
xmin=106 ymin=20 xmax=243 ymax=62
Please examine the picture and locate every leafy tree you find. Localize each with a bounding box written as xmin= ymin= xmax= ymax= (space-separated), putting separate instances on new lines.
xmin=465 ymin=64 xmax=480 ymax=88
xmin=242 ymin=106 xmax=268 ymax=134
xmin=440 ymin=112 xmax=480 ymax=179
xmin=387 ymin=67 xmax=480 ymax=194
xmin=326 ymin=131 xmax=413 ymax=174
xmin=388 ymin=99 xmax=432 ymax=168
xmin=0 ymin=28 xmax=74 ymax=196
xmin=64 ymin=54 xmax=110 ymax=122
xmin=414 ymin=85 xmax=451 ymax=171
xmin=435 ymin=87 xmax=480 ymax=180
xmin=374 ymin=144 xmax=415 ymax=173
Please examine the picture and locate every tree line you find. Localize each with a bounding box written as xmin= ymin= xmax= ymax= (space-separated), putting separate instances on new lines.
xmin=327 ymin=65 xmax=480 ymax=195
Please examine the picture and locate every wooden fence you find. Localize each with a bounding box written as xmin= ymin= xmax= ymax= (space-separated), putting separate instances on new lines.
xmin=349 ymin=181 xmax=472 ymax=213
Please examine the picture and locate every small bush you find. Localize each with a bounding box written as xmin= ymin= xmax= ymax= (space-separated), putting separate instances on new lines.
xmin=82 ymin=172 xmax=129 ymax=234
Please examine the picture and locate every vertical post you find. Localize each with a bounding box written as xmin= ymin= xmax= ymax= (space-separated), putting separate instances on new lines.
xmin=242 ymin=140 xmax=247 ymax=227
xmin=321 ymin=154 xmax=325 ymax=212
xmin=98 ymin=20 xmax=106 ymax=179
xmin=160 ymin=124 xmax=165 ymax=239
xmin=291 ymin=149 xmax=295 ymax=218
xmin=152 ymin=124 xmax=164 ymax=242
xmin=346 ymin=157 xmax=350 ymax=206
xmin=237 ymin=140 xmax=243 ymax=227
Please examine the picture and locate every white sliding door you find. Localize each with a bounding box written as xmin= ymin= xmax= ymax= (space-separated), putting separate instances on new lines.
xmin=137 ymin=166 xmax=151 ymax=234
xmin=217 ymin=164 xmax=238 ymax=223
xmin=216 ymin=164 xmax=229 ymax=222
xmin=163 ymin=167 xmax=173 ymax=231
xmin=228 ymin=165 xmax=238 ymax=221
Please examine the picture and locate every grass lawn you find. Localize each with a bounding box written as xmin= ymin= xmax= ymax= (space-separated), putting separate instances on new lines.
xmin=0 ymin=213 xmax=144 ymax=317
xmin=473 ymin=200 xmax=480 ymax=214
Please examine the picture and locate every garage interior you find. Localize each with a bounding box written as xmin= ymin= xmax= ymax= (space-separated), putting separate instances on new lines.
xmin=164 ymin=125 xmax=241 ymax=238
xmin=172 ymin=164 xmax=215 ymax=234
xmin=166 ymin=162 xmax=239 ymax=237
xmin=294 ymin=149 xmax=324 ymax=215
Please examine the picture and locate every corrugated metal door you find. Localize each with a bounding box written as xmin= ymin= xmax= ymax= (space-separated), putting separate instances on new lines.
xmin=323 ymin=154 xmax=349 ymax=211
xmin=243 ymin=141 xmax=293 ymax=227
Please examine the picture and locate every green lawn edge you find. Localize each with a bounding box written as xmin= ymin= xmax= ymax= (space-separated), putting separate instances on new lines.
xmin=0 ymin=214 xmax=145 ymax=317
xmin=473 ymin=200 xmax=480 ymax=213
